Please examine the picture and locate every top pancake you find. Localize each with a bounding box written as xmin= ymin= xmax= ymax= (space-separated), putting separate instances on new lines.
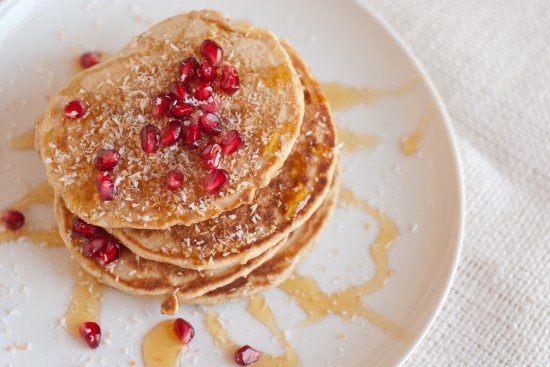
xmin=35 ymin=10 xmax=304 ymax=229
xmin=108 ymin=41 xmax=337 ymax=270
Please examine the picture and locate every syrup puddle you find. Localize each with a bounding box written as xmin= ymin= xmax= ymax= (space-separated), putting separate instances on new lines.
xmin=336 ymin=126 xmax=380 ymax=152
xmin=401 ymin=108 xmax=433 ymax=156
xmin=321 ymin=75 xmax=422 ymax=112
xmin=142 ymin=320 xmax=185 ymax=367
xmin=9 ymin=128 xmax=35 ymax=150
xmin=279 ymin=185 xmax=408 ymax=341
xmin=65 ymin=265 xmax=104 ymax=336
xmin=205 ymin=294 xmax=300 ymax=366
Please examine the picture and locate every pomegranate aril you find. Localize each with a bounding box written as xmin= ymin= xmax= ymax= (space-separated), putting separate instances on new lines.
xmin=64 ymin=100 xmax=89 ymax=119
xmin=219 ymin=65 xmax=240 ymax=94
xmin=166 ymin=170 xmax=184 ymax=191
xmin=95 ymin=172 xmax=117 ymax=201
xmin=200 ymin=142 xmax=222 ymax=169
xmin=168 ymin=82 xmax=189 ymax=101
xmin=82 ymin=236 xmax=107 ymax=257
xmin=200 ymin=94 xmax=221 ymax=113
xmin=173 ymin=318 xmax=195 ymax=344
xmin=234 ymin=345 xmax=260 ymax=366
xmin=152 ymin=94 xmax=171 ymax=117
xmin=198 ymin=62 xmax=216 ymax=81
xmin=200 ymin=39 xmax=223 ymax=66
xmin=93 ymin=149 xmax=120 ymax=171
xmin=194 ymin=81 xmax=213 ymax=101
xmin=140 ymin=124 xmax=161 ymax=153
xmin=221 ymin=130 xmax=244 ymax=155
xmin=170 ymin=100 xmax=194 ymax=119
xmin=198 ymin=112 xmax=221 ymax=135
xmin=96 ymin=239 xmax=121 ymax=265
xmin=184 ymin=123 xmax=202 ymax=149
xmin=204 ymin=168 xmax=228 ymax=193
xmin=161 ymin=120 xmax=183 ymax=146
xmin=1 ymin=210 xmax=24 ymax=230
xmin=71 ymin=218 xmax=98 ymax=238
xmin=80 ymin=51 xmax=101 ymax=69
xmin=79 ymin=322 xmax=101 ymax=349
xmin=180 ymin=57 xmax=199 ymax=84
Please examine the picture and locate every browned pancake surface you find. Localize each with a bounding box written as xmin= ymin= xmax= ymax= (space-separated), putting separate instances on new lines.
xmin=108 ymin=41 xmax=337 ymax=270
xmin=37 ymin=10 xmax=304 ymax=229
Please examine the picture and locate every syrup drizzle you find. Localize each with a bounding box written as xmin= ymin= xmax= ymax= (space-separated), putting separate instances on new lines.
xmin=321 ymin=75 xmax=422 ymax=112
xmin=9 ymin=128 xmax=36 ymax=150
xmin=336 ymin=126 xmax=380 ymax=152
xmin=278 ymin=185 xmax=408 ymax=341
xmin=65 ymin=265 xmax=104 ymax=336
xmin=7 ymin=180 xmax=54 ymax=211
xmin=0 ymin=228 xmax=61 ymax=248
xmin=401 ymin=108 xmax=433 ymax=156
xmin=0 ymin=180 xmax=60 ymax=247
xmin=204 ymin=294 xmax=300 ymax=366
xmin=142 ymin=320 xmax=185 ymax=367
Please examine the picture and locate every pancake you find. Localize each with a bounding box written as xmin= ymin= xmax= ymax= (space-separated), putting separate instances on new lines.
xmin=55 ymin=195 xmax=287 ymax=301
xmin=189 ymin=170 xmax=339 ymax=305
xmin=36 ymin=10 xmax=304 ymax=229
xmin=108 ymin=41 xmax=338 ymax=270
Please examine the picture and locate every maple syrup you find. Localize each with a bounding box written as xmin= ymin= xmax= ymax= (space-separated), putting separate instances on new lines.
xmin=65 ymin=265 xmax=104 ymax=336
xmin=9 ymin=128 xmax=35 ymax=150
xmin=336 ymin=126 xmax=380 ymax=152
xmin=142 ymin=320 xmax=184 ymax=367
xmin=278 ymin=186 xmax=408 ymax=341
xmin=0 ymin=180 xmax=59 ymax=247
xmin=204 ymin=295 xmax=300 ymax=366
xmin=321 ymin=75 xmax=422 ymax=112
xmin=401 ymin=109 xmax=433 ymax=156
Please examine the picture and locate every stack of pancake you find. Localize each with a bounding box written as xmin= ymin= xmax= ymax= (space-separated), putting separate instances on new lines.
xmin=35 ymin=10 xmax=338 ymax=312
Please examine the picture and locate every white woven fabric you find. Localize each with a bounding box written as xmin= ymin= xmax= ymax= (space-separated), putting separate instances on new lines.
xmin=360 ymin=0 xmax=550 ymax=365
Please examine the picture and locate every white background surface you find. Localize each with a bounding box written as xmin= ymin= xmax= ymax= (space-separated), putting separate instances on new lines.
xmin=0 ymin=0 xmax=467 ymax=366
xmin=361 ymin=0 xmax=550 ymax=365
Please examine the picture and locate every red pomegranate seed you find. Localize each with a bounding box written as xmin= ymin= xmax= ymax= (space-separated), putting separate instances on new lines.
xmin=198 ymin=112 xmax=221 ymax=135
xmin=161 ymin=120 xmax=183 ymax=146
xmin=200 ymin=94 xmax=221 ymax=113
xmin=221 ymin=130 xmax=244 ymax=155
xmin=200 ymin=142 xmax=222 ymax=169
xmin=194 ymin=81 xmax=213 ymax=101
xmin=152 ymin=94 xmax=171 ymax=117
xmin=219 ymin=65 xmax=240 ymax=94
xmin=170 ymin=100 xmax=194 ymax=119
xmin=96 ymin=239 xmax=120 ymax=265
xmin=204 ymin=168 xmax=228 ymax=193
xmin=64 ymin=100 xmax=89 ymax=119
xmin=140 ymin=124 xmax=161 ymax=153
xmin=1 ymin=210 xmax=24 ymax=230
xmin=82 ymin=236 xmax=107 ymax=257
xmin=184 ymin=123 xmax=202 ymax=149
xmin=168 ymin=82 xmax=189 ymax=101
xmin=80 ymin=51 xmax=101 ymax=69
xmin=79 ymin=322 xmax=101 ymax=349
xmin=93 ymin=149 xmax=120 ymax=171
xmin=95 ymin=172 xmax=117 ymax=201
xmin=198 ymin=62 xmax=216 ymax=81
xmin=200 ymin=39 xmax=223 ymax=66
xmin=180 ymin=57 xmax=199 ymax=84
xmin=71 ymin=218 xmax=98 ymax=238
xmin=234 ymin=345 xmax=260 ymax=366
xmin=166 ymin=170 xmax=184 ymax=191
xmin=173 ymin=318 xmax=195 ymax=344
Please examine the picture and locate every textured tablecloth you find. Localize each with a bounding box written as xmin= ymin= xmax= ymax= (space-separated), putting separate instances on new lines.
xmin=358 ymin=1 xmax=550 ymax=365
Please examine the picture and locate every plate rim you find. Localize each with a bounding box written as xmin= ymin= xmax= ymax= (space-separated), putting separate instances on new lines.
xmin=352 ymin=0 xmax=465 ymax=365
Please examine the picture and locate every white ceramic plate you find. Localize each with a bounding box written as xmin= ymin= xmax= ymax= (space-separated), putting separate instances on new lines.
xmin=0 ymin=0 xmax=463 ymax=366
